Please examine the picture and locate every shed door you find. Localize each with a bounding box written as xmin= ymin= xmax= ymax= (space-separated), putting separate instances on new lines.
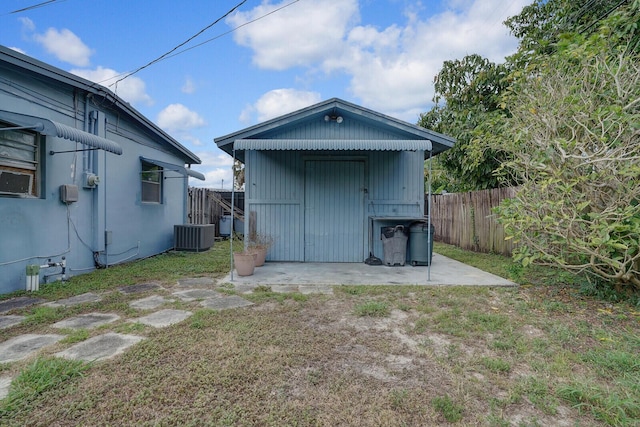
xmin=304 ymin=160 xmax=365 ymax=262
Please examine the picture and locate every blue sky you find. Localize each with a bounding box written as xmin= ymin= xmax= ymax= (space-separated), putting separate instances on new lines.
xmin=1 ymin=0 xmax=530 ymax=188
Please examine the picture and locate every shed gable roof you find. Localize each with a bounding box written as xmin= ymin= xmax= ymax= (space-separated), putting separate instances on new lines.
xmin=214 ymin=98 xmax=454 ymax=161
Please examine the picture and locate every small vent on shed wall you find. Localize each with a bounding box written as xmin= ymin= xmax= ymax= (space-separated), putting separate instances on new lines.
xmin=174 ymin=224 xmax=215 ymax=252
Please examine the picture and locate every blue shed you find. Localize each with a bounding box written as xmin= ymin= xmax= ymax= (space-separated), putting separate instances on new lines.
xmin=0 ymin=45 xmax=204 ymax=294
xmin=215 ymin=98 xmax=454 ymax=263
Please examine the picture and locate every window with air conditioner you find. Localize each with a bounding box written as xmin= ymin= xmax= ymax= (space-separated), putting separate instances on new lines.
xmin=141 ymin=160 xmax=162 ymax=203
xmin=0 ymin=121 xmax=40 ymax=197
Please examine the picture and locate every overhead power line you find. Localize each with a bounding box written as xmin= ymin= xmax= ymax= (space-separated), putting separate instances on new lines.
xmin=110 ymin=0 xmax=247 ymax=88
xmin=161 ymin=0 xmax=302 ymax=62
xmin=4 ymin=0 xmax=67 ymax=15
xmin=105 ymin=0 xmax=302 ymax=90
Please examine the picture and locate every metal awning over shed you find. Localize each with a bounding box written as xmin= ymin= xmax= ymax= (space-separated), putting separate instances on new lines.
xmin=0 ymin=110 xmax=122 ymax=155
xmin=234 ymin=139 xmax=432 ymax=153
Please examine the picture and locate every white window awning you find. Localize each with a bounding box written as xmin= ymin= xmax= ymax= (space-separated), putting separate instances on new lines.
xmin=0 ymin=110 xmax=122 ymax=155
xmin=140 ymin=156 xmax=205 ymax=181
xmin=234 ymin=139 xmax=433 ymax=152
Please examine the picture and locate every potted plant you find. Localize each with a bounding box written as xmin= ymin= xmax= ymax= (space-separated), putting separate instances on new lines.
xmin=248 ymin=234 xmax=273 ymax=267
xmin=233 ymin=251 xmax=255 ymax=276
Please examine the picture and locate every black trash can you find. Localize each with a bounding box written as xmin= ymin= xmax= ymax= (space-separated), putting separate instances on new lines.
xmin=381 ymin=225 xmax=408 ymax=266
xmin=409 ymin=221 xmax=435 ymax=266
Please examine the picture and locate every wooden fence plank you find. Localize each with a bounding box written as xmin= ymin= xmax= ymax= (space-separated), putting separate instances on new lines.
xmin=428 ymin=187 xmax=516 ymax=256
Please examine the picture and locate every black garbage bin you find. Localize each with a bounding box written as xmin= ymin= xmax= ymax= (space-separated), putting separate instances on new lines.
xmin=381 ymin=225 xmax=408 ymax=266
xmin=409 ymin=221 xmax=435 ymax=266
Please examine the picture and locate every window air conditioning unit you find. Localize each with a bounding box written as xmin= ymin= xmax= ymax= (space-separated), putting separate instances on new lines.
xmin=174 ymin=224 xmax=215 ymax=252
xmin=0 ymin=170 xmax=32 ymax=195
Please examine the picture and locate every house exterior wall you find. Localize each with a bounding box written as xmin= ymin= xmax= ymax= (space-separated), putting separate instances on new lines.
xmin=244 ymin=149 xmax=425 ymax=262
xmin=0 ymin=56 xmax=191 ymax=294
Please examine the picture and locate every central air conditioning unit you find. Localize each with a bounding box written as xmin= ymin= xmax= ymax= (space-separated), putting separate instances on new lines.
xmin=174 ymin=224 xmax=215 ymax=252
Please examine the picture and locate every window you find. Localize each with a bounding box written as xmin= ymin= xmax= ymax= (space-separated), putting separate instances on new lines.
xmin=141 ymin=160 xmax=162 ymax=203
xmin=0 ymin=122 xmax=40 ymax=197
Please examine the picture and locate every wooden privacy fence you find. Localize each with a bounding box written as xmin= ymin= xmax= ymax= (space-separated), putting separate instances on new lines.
xmin=187 ymin=188 xmax=244 ymax=233
xmin=428 ymin=187 xmax=517 ymax=256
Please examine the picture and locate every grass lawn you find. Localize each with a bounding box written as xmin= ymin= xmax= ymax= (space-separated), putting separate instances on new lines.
xmin=1 ymin=242 xmax=638 ymax=426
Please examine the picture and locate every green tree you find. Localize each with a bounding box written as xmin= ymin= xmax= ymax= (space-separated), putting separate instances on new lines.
xmin=421 ymin=0 xmax=639 ymax=193
xmin=494 ymin=7 xmax=640 ymax=291
xmin=504 ymin=0 xmax=636 ymax=67
xmin=418 ymin=54 xmax=512 ymax=191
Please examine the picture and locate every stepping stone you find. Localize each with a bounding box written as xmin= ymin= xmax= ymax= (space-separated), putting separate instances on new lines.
xmin=172 ymin=289 xmax=222 ymax=302
xmin=0 ymin=334 xmax=64 ymax=363
xmin=55 ymin=333 xmax=144 ymax=362
xmin=52 ymin=313 xmax=120 ymax=330
xmin=132 ymin=309 xmax=192 ymax=328
xmin=0 ymin=376 xmax=12 ymax=400
xmin=299 ymin=285 xmax=334 ymax=295
xmin=200 ymin=295 xmax=254 ymax=310
xmin=129 ymin=295 xmax=170 ymax=310
xmin=118 ymin=283 xmax=162 ymax=294
xmin=176 ymin=277 xmax=215 ymax=287
xmin=0 ymin=315 xmax=26 ymax=329
xmin=44 ymin=292 xmax=102 ymax=307
xmin=0 ymin=297 xmax=46 ymax=314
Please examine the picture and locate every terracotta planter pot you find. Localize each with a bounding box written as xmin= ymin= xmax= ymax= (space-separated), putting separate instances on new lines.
xmin=249 ymin=246 xmax=268 ymax=267
xmin=233 ymin=252 xmax=255 ymax=276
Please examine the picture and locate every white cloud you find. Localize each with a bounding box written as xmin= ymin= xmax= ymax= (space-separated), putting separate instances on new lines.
xmin=8 ymin=46 xmax=27 ymax=55
xmin=229 ymin=0 xmax=529 ymax=121
xmin=19 ymin=17 xmax=35 ymax=32
xmin=182 ymin=76 xmax=196 ymax=94
xmin=70 ymin=66 xmax=153 ymax=107
xmin=34 ymin=27 xmax=93 ymax=66
xmin=156 ymin=104 xmax=207 ymax=133
xmin=241 ymin=89 xmax=322 ymax=123
xmin=188 ymin=150 xmax=236 ymax=189
xmin=180 ymin=134 xmax=204 ymax=147
xmin=227 ymin=0 xmax=359 ymax=70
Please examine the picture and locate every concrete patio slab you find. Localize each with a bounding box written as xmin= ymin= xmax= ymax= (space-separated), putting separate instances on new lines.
xmin=132 ymin=309 xmax=192 ymax=328
xmin=0 ymin=315 xmax=26 ymax=329
xmin=176 ymin=277 xmax=215 ymax=287
xmin=44 ymin=292 xmax=102 ymax=308
xmin=172 ymin=289 xmax=222 ymax=302
xmin=0 ymin=297 xmax=46 ymax=314
xmin=0 ymin=334 xmax=65 ymax=363
xmin=200 ymin=295 xmax=254 ymax=310
xmin=220 ymin=253 xmax=516 ymax=287
xmin=52 ymin=313 xmax=120 ymax=330
xmin=0 ymin=375 xmax=11 ymax=399
xmin=129 ymin=295 xmax=171 ymax=310
xmin=55 ymin=333 xmax=145 ymax=362
xmin=118 ymin=283 xmax=162 ymax=294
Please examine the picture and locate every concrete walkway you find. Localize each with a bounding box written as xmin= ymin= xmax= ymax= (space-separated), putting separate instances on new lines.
xmin=222 ymin=253 xmax=516 ymax=287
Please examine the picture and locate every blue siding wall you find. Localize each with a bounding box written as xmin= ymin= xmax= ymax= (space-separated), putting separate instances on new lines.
xmin=0 ymin=61 xmax=191 ymax=294
xmin=245 ymin=148 xmax=424 ymax=263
